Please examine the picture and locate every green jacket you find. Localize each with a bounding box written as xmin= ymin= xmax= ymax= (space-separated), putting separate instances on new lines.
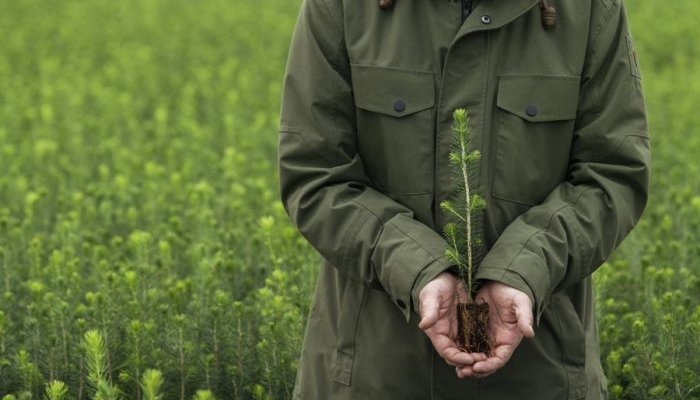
xmin=278 ymin=0 xmax=650 ymax=398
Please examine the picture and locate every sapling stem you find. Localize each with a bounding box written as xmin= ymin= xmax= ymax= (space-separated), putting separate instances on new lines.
xmin=441 ymin=108 xmax=483 ymax=301
xmin=458 ymin=114 xmax=474 ymax=302
xmin=442 ymin=108 xmax=493 ymax=354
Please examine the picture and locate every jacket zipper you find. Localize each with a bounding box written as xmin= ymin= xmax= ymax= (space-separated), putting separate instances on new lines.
xmin=461 ymin=0 xmax=472 ymax=22
xmin=433 ymin=0 xmax=470 ymax=230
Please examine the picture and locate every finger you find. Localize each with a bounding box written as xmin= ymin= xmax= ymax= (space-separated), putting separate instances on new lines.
xmin=457 ymin=364 xmax=492 ymax=379
xmin=442 ymin=346 xmax=465 ymax=367
xmin=439 ymin=342 xmax=478 ymax=366
xmin=472 ymin=357 xmax=504 ymax=375
xmin=466 ymin=370 xmax=494 ymax=379
xmin=455 ymin=352 xmax=488 ymax=363
xmin=449 ymin=351 xmax=488 ymax=369
xmin=471 ymin=344 xmax=513 ymax=374
xmin=418 ymin=296 xmax=439 ymax=330
xmin=455 ymin=352 xmax=492 ymax=378
xmin=515 ymin=300 xmax=535 ymax=338
xmin=428 ymin=332 xmax=477 ymax=366
xmin=456 ymin=365 xmax=475 ymax=379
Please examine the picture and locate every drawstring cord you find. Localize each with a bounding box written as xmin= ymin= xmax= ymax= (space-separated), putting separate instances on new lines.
xmin=540 ymin=0 xmax=557 ymax=29
xmin=380 ymin=0 xmax=556 ymax=30
xmin=379 ymin=0 xmax=393 ymax=11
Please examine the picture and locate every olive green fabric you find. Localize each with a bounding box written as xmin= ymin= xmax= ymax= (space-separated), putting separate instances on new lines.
xmin=278 ymin=0 xmax=650 ymax=398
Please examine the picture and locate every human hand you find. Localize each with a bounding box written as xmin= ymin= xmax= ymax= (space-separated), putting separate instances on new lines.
xmin=455 ymin=281 xmax=535 ymax=379
xmin=418 ymin=272 xmax=488 ymax=367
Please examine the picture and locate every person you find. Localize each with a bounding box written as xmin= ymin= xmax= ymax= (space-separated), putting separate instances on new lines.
xmin=277 ymin=0 xmax=650 ymax=397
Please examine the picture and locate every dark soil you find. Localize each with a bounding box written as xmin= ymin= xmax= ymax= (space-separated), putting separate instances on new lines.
xmin=456 ymin=301 xmax=493 ymax=355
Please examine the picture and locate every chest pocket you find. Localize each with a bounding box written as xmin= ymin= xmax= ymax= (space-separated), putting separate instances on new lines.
xmin=492 ymin=75 xmax=581 ymax=206
xmin=351 ymin=65 xmax=436 ymax=195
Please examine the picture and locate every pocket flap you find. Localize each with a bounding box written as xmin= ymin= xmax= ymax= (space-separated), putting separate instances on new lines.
xmin=351 ymin=65 xmax=435 ymax=117
xmin=497 ymin=75 xmax=580 ymax=122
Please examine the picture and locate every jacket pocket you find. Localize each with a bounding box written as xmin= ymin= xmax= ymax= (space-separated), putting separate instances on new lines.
xmin=351 ymin=64 xmax=435 ymax=195
xmin=552 ymin=292 xmax=587 ymax=399
xmin=332 ymin=278 xmax=368 ymax=386
xmin=492 ymin=75 xmax=580 ymax=206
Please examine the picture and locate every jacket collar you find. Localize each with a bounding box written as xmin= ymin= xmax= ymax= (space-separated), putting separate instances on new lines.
xmin=452 ymin=0 xmax=541 ymax=42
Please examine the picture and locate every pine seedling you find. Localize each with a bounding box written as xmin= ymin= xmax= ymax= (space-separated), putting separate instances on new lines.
xmin=93 ymin=381 xmax=122 ymax=400
xmin=192 ymin=390 xmax=215 ymax=400
xmin=440 ymin=108 xmax=492 ymax=354
xmin=15 ymin=350 xmax=42 ymax=396
xmin=126 ymin=319 xmax=145 ymax=400
xmin=82 ymin=330 xmax=121 ymax=400
xmin=440 ymin=108 xmax=486 ymax=300
xmin=83 ymin=331 xmax=108 ymax=389
xmin=140 ymin=369 xmax=164 ymax=400
xmin=43 ymin=380 xmax=68 ymax=400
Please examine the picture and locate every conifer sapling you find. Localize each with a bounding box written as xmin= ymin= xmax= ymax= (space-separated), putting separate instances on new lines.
xmin=440 ymin=108 xmax=493 ymax=354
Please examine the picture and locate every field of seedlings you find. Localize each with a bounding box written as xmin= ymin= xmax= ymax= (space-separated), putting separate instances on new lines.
xmin=0 ymin=0 xmax=698 ymax=398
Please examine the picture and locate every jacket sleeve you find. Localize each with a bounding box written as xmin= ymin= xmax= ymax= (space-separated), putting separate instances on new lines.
xmin=278 ymin=0 xmax=452 ymax=322
xmin=475 ymin=1 xmax=651 ymax=321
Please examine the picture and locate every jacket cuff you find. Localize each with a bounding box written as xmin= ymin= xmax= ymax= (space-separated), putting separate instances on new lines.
xmin=476 ymin=256 xmax=548 ymax=324
xmin=373 ymin=214 xmax=451 ymax=323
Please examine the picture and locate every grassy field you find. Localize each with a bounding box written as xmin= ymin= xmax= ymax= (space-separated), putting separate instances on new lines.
xmin=0 ymin=0 xmax=698 ymax=398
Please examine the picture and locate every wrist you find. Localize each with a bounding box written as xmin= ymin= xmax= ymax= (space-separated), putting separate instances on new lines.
xmin=411 ymin=261 xmax=454 ymax=315
xmin=475 ymin=272 xmax=536 ymax=309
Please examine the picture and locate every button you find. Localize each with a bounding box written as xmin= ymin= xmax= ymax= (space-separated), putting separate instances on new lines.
xmin=480 ymin=15 xmax=491 ymax=24
xmin=393 ymin=100 xmax=406 ymax=113
xmin=525 ymin=104 xmax=538 ymax=117
xmin=396 ymin=299 xmax=407 ymax=309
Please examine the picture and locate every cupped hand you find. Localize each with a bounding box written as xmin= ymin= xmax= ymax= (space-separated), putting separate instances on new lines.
xmin=418 ymin=272 xmax=488 ymax=368
xmin=456 ymin=281 xmax=535 ymax=379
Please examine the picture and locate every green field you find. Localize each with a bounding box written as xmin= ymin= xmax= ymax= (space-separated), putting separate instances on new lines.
xmin=0 ymin=0 xmax=698 ymax=398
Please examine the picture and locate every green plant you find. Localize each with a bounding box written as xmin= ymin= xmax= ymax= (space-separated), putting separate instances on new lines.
xmin=440 ymin=108 xmax=486 ymax=299
xmin=43 ymin=380 xmax=68 ymax=400
xmin=192 ymin=390 xmax=215 ymax=400
xmin=140 ymin=369 xmax=164 ymax=400
xmin=83 ymin=330 xmax=121 ymax=400
xmin=440 ymin=108 xmax=491 ymax=354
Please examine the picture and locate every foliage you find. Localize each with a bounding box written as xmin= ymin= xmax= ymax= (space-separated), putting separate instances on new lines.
xmin=83 ymin=330 xmax=120 ymax=400
xmin=440 ymin=109 xmax=486 ymax=300
xmin=0 ymin=0 xmax=315 ymax=398
xmin=44 ymin=381 xmax=68 ymax=400
xmin=0 ymin=0 xmax=698 ymax=398
xmin=140 ymin=370 xmax=163 ymax=400
xmin=593 ymin=1 xmax=700 ymax=397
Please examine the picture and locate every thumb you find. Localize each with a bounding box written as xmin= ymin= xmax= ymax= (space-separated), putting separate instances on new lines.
xmin=418 ymin=293 xmax=439 ymax=330
xmin=515 ymin=300 xmax=535 ymax=338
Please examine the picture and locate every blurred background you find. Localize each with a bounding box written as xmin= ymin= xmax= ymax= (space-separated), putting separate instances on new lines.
xmin=0 ymin=0 xmax=698 ymax=398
